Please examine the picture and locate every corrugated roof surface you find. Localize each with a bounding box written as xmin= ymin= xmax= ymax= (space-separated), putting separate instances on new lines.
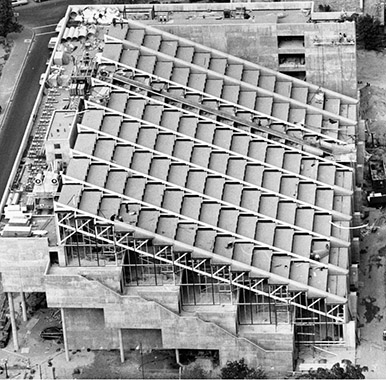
xmin=57 ymin=20 xmax=357 ymax=301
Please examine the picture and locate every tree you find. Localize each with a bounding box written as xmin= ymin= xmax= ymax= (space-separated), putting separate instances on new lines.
xmin=0 ymin=0 xmax=23 ymax=38
xmin=220 ymin=358 xmax=266 ymax=379
xmin=181 ymin=364 xmax=208 ymax=379
xmin=356 ymin=14 xmax=385 ymax=51
xmin=299 ymin=361 xmax=368 ymax=379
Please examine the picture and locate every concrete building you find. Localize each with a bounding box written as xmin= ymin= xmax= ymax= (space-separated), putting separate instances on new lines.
xmin=119 ymin=2 xmax=358 ymax=97
xmin=0 ymin=3 xmax=361 ymax=373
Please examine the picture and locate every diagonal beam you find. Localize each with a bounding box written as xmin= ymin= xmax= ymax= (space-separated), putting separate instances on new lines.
xmin=62 ymin=173 xmax=348 ymax=275
xmin=53 ymin=205 xmax=346 ymax=323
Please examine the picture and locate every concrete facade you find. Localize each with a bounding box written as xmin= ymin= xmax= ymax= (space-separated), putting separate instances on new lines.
xmin=0 ymin=238 xmax=48 ymax=292
xmin=44 ymin=269 xmax=294 ymax=370
xmin=160 ymin=20 xmax=356 ymax=97
xmin=0 ymin=2 xmax=360 ymax=374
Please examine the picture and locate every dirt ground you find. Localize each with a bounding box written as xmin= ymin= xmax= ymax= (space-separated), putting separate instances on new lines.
xmin=357 ymin=49 xmax=386 ymax=90
xmin=0 ymin=38 xmax=12 ymax=78
xmin=356 ymin=47 xmax=386 ymax=378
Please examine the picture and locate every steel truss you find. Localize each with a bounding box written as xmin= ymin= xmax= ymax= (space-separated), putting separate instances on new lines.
xmin=54 ymin=205 xmax=346 ymax=323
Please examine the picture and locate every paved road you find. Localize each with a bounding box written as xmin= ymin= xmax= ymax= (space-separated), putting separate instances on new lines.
xmin=0 ymin=0 xmax=98 ymax=204
xmin=17 ymin=0 xmax=95 ymax=28
xmin=0 ymin=32 xmax=52 ymax=201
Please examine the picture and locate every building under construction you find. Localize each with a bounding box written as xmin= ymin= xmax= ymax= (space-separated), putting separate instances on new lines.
xmin=0 ymin=2 xmax=362 ymax=373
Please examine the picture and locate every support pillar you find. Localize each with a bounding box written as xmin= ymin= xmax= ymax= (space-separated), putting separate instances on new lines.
xmin=354 ymin=187 xmax=363 ymax=212
xmin=20 ymin=292 xmax=27 ymax=322
xmin=352 ymin=237 xmax=360 ymax=264
xmin=353 ymin=212 xmax=362 ymax=238
xmin=7 ymin=292 xmax=19 ymax=351
xmin=60 ymin=308 xmax=70 ymax=362
xmin=356 ymin=164 xmax=364 ymax=186
xmin=118 ymin=329 xmax=125 ymax=363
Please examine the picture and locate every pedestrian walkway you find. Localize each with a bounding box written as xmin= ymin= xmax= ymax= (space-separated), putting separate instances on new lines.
xmin=0 ymin=27 xmax=34 ymax=128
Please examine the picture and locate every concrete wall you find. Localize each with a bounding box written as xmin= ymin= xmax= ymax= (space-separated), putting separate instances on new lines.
xmin=127 ymin=285 xmax=181 ymax=314
xmin=160 ymin=23 xmax=278 ymax=69
xmin=0 ymin=238 xmax=49 ymax=292
xmin=45 ymin=272 xmax=119 ymax=308
xmin=106 ymin=294 xmax=293 ymax=371
xmin=304 ymin=23 xmax=357 ymax=97
xmin=238 ymin=323 xmax=294 ymax=350
xmin=64 ymin=308 xmax=119 ymax=350
xmin=46 ymin=274 xmax=293 ymax=371
xmin=182 ymin=305 xmax=238 ymax=334
xmin=121 ymin=328 xmax=163 ymax=350
xmin=160 ymin=20 xmax=356 ymax=97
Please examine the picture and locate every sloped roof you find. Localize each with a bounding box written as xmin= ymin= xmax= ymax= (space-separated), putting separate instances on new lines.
xmin=57 ymin=21 xmax=356 ymax=303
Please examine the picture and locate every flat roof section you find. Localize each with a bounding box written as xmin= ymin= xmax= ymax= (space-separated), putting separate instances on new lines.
xmin=47 ymin=111 xmax=76 ymax=140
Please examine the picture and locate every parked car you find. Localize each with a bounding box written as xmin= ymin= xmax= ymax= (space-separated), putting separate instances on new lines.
xmin=11 ymin=0 xmax=28 ymax=7
xmin=40 ymin=326 xmax=63 ymax=341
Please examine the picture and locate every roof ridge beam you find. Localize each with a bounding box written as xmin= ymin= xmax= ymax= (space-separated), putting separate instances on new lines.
xmin=120 ymin=18 xmax=358 ymax=106
xmin=105 ymin=34 xmax=356 ymax=129
xmin=82 ymin=100 xmax=353 ymax=197
xmin=61 ymin=173 xmax=348 ymax=275
xmin=75 ymin=119 xmax=352 ymax=219
xmin=73 ymin=147 xmax=350 ymax=246
xmin=83 ymin=99 xmax=351 ymax=195
xmin=92 ymin=78 xmax=355 ymax=170
xmin=100 ymin=55 xmax=355 ymax=150
xmin=54 ymin=202 xmax=348 ymax=310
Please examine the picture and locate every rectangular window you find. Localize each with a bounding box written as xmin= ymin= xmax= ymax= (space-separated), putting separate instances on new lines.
xmin=54 ymin=143 xmax=61 ymax=149
xmin=278 ymin=53 xmax=306 ymax=68
xmin=54 ymin=153 xmax=62 ymax=159
xmin=278 ymin=36 xmax=305 ymax=49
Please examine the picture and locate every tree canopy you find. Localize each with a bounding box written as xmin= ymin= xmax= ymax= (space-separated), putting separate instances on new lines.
xmin=0 ymin=0 xmax=23 ymax=38
xmin=356 ymin=14 xmax=385 ymax=51
xmin=220 ymin=358 xmax=266 ymax=379
xmin=299 ymin=361 xmax=368 ymax=379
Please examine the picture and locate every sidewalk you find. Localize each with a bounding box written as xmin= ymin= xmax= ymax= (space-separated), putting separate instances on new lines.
xmin=0 ymin=308 xmax=96 ymax=379
xmin=0 ymin=27 xmax=34 ymax=128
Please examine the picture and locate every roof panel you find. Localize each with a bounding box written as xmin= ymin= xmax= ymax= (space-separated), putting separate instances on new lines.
xmin=55 ymin=16 xmax=356 ymax=304
xmin=66 ymin=158 xmax=89 ymax=182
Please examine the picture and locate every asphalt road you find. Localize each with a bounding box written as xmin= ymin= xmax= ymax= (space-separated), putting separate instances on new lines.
xmin=0 ymin=32 xmax=52 ymax=203
xmin=17 ymin=0 xmax=96 ymax=28
xmin=0 ymin=0 xmax=96 ymax=205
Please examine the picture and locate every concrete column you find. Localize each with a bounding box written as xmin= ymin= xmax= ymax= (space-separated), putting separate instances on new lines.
xmin=20 ymin=292 xmax=27 ymax=322
xmin=7 ymin=292 xmax=19 ymax=351
xmin=343 ymin=320 xmax=356 ymax=348
xmin=61 ymin=308 xmax=70 ymax=362
xmin=353 ymin=212 xmax=362 ymax=238
xmin=356 ymin=164 xmax=364 ymax=186
xmin=352 ymin=238 xmax=360 ymax=264
xmin=357 ymin=141 xmax=365 ymax=166
xmin=354 ymin=187 xmax=363 ymax=212
xmin=58 ymin=246 xmax=67 ymax=266
xmin=357 ymin=120 xmax=366 ymax=143
xmin=118 ymin=329 xmax=125 ymax=363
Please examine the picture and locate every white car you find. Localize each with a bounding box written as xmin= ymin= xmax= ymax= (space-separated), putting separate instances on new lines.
xmin=12 ymin=0 xmax=28 ymax=6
